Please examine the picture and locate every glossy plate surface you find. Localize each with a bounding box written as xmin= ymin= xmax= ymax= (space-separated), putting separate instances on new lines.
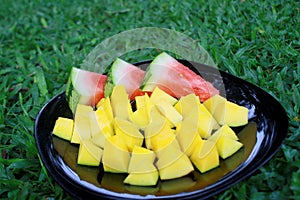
xmin=34 ymin=61 xmax=288 ymax=199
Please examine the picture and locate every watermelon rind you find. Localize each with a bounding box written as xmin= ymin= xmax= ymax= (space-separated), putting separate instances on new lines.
xmin=104 ymin=58 xmax=127 ymax=98
xmin=66 ymin=67 xmax=106 ymax=114
xmin=104 ymin=58 xmax=145 ymax=99
xmin=140 ymin=52 xmax=194 ymax=97
xmin=140 ymin=52 xmax=175 ymax=91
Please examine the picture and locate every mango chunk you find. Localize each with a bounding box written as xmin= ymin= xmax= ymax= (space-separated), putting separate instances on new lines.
xmin=197 ymin=103 xmax=219 ymax=139
xmin=155 ymin=100 xmax=183 ymax=127
xmin=125 ymin=146 xmax=159 ymax=186
xmin=190 ymin=140 xmax=219 ymax=173
xmin=90 ymin=107 xmax=114 ymax=148
xmin=203 ymin=94 xmax=226 ymax=115
xmin=157 ymin=153 xmax=194 ymax=180
xmin=124 ymin=170 xmax=159 ymax=186
xmin=174 ymin=93 xmax=199 ymax=118
xmin=71 ymin=104 xmax=93 ymax=144
xmin=217 ymin=101 xmax=249 ymax=127
xmin=77 ymin=139 xmax=103 ymax=166
xmin=175 ymin=117 xmax=201 ymax=156
xmin=150 ymin=128 xmax=176 ymax=151
xmin=128 ymin=146 xmax=157 ymax=173
xmin=102 ymin=135 xmax=130 ymax=173
xmin=52 ymin=117 xmax=74 ymax=141
xmin=203 ymin=95 xmax=248 ymax=127
xmin=209 ymin=124 xmax=239 ymax=142
xmin=110 ymin=85 xmax=133 ymax=120
xmin=216 ymin=137 xmax=243 ymax=159
xmin=135 ymin=93 xmax=152 ymax=110
xmin=131 ymin=106 xmax=149 ymax=129
xmin=144 ymin=107 xmax=169 ymax=149
xmin=150 ymin=87 xmax=178 ymax=105
xmin=96 ymin=97 xmax=114 ymax=122
xmin=114 ymin=118 xmax=144 ymax=151
xmin=154 ymin=135 xmax=189 ymax=172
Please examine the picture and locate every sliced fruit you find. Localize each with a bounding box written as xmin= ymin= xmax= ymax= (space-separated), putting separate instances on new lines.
xmin=149 ymin=87 xmax=178 ymax=105
xmin=197 ymin=103 xmax=219 ymax=139
xmin=190 ymin=140 xmax=219 ymax=173
xmin=102 ymin=135 xmax=130 ymax=173
xmin=66 ymin=67 xmax=107 ymax=113
xmin=208 ymin=124 xmax=239 ymax=142
xmin=203 ymin=94 xmax=226 ymax=115
xmin=216 ymin=137 xmax=243 ymax=159
xmin=104 ymin=58 xmax=146 ymax=100
xmin=155 ymin=100 xmax=182 ymax=127
xmin=127 ymin=146 xmax=157 ymax=173
xmin=70 ymin=104 xmax=93 ymax=144
xmin=214 ymin=101 xmax=249 ymax=127
xmin=110 ymin=84 xmax=133 ymax=120
xmin=77 ymin=139 xmax=103 ymax=166
xmin=130 ymin=106 xmax=149 ymax=129
xmin=140 ymin=52 xmax=219 ymax=101
xmin=140 ymin=53 xmax=193 ymax=98
xmin=154 ymin=134 xmax=186 ymax=170
xmin=175 ymin=117 xmax=202 ymax=157
xmin=90 ymin=108 xmax=114 ymax=148
xmin=52 ymin=117 xmax=74 ymax=141
xmin=174 ymin=93 xmax=199 ymax=118
xmin=124 ymin=170 xmax=159 ymax=186
xmin=144 ymin=108 xmax=169 ymax=150
xmin=96 ymin=97 xmax=114 ymax=122
xmin=114 ymin=118 xmax=144 ymax=152
xmin=125 ymin=146 xmax=159 ymax=186
xmin=203 ymin=95 xmax=249 ymax=127
xmin=150 ymin=127 xmax=176 ymax=151
xmin=157 ymin=153 xmax=194 ymax=180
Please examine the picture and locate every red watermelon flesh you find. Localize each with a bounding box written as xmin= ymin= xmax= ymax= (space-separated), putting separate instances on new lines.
xmin=170 ymin=59 xmax=219 ymax=101
xmin=140 ymin=52 xmax=219 ymax=102
xmin=71 ymin=67 xmax=107 ymax=106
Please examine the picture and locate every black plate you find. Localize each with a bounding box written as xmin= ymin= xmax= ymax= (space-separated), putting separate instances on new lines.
xmin=34 ymin=60 xmax=288 ymax=199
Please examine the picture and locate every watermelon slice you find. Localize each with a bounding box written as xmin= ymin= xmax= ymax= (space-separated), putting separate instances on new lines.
xmin=104 ymin=58 xmax=146 ymax=100
xmin=66 ymin=67 xmax=107 ymax=113
xmin=140 ymin=52 xmax=219 ymax=102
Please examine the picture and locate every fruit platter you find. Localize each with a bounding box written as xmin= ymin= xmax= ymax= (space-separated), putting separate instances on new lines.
xmin=34 ymin=52 xmax=288 ymax=199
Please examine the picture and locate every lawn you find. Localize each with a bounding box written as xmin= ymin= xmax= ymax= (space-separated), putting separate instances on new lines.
xmin=0 ymin=0 xmax=299 ymax=199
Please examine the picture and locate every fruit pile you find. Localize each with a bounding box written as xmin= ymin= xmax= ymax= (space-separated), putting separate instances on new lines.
xmin=52 ymin=52 xmax=249 ymax=186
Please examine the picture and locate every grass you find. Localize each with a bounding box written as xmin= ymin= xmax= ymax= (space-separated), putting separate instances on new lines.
xmin=0 ymin=0 xmax=299 ymax=199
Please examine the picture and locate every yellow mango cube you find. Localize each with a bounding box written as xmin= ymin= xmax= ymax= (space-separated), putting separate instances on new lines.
xmin=209 ymin=124 xmax=239 ymax=142
xmin=102 ymin=135 xmax=130 ymax=173
xmin=128 ymin=146 xmax=157 ymax=173
xmin=96 ymin=97 xmax=114 ymax=122
xmin=77 ymin=139 xmax=103 ymax=166
xmin=174 ymin=93 xmax=199 ymax=118
xmin=157 ymin=153 xmax=194 ymax=180
xmin=114 ymin=118 xmax=144 ymax=152
xmin=150 ymin=87 xmax=178 ymax=105
xmin=190 ymin=140 xmax=219 ymax=173
xmin=218 ymin=101 xmax=249 ymax=127
xmin=52 ymin=117 xmax=74 ymax=141
xmin=216 ymin=136 xmax=243 ymax=159
xmin=175 ymin=117 xmax=201 ymax=156
xmin=110 ymin=85 xmax=133 ymax=120
xmin=124 ymin=170 xmax=159 ymax=186
xmin=131 ymin=106 xmax=149 ymax=128
xmin=155 ymin=101 xmax=183 ymax=127
xmin=71 ymin=104 xmax=93 ymax=143
xmin=203 ymin=94 xmax=226 ymax=115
